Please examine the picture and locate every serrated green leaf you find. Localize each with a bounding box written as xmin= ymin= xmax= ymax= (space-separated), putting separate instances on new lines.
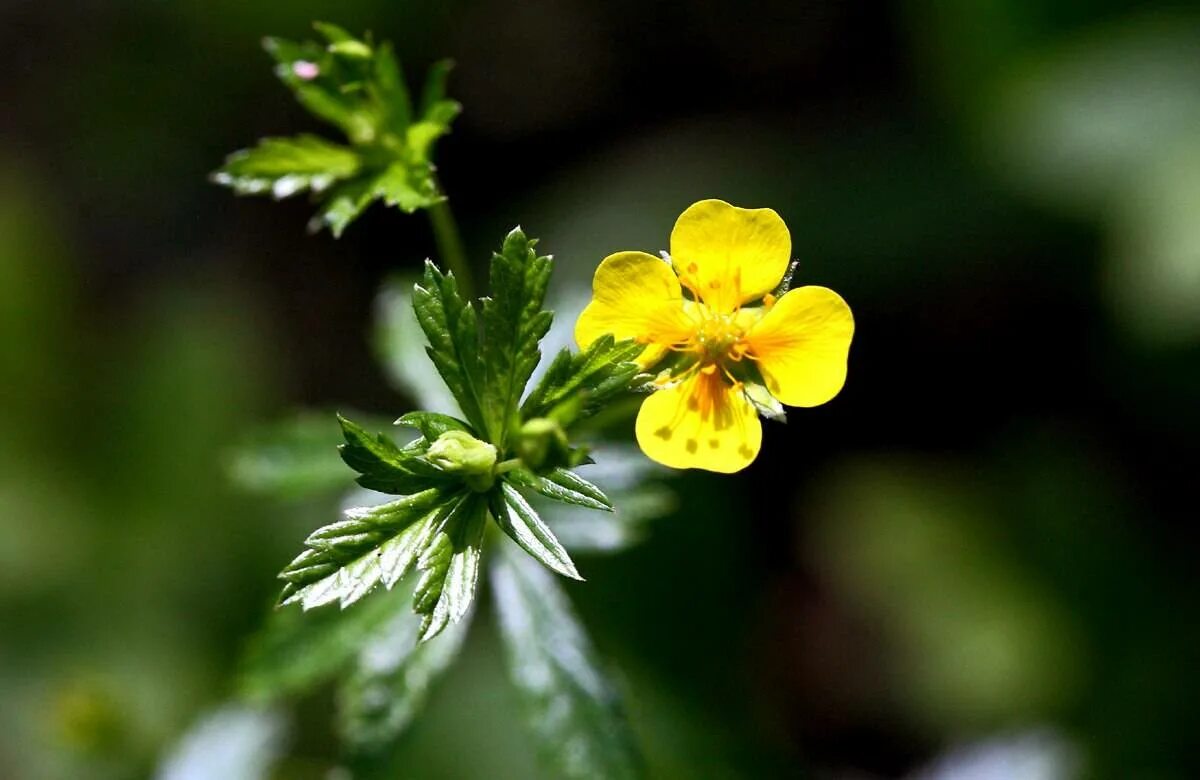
xmin=480 ymin=228 xmax=554 ymax=445
xmin=371 ymin=161 xmax=442 ymax=212
xmin=412 ymin=262 xmax=488 ymax=432
xmin=394 ymin=411 xmax=472 ymax=441
xmin=239 ymin=587 xmax=408 ymax=702
xmin=336 ymin=592 xmax=472 ymax=752
xmin=490 ymin=482 xmax=581 ymax=580
xmin=419 ymin=59 xmax=454 ymax=116
xmin=212 ymin=135 xmax=361 ymax=198
xmin=521 ymin=334 xmax=643 ymax=426
xmin=413 ymin=493 xmax=486 ymax=641
xmin=263 ymin=36 xmax=372 ymax=144
xmin=308 ymin=172 xmax=379 ymax=238
xmin=280 ymin=488 xmax=453 ymax=610
xmin=507 ymin=467 xmax=612 ymax=511
xmin=373 ymin=276 xmax=461 ymax=414
xmin=491 ymin=542 xmax=641 ymax=780
xmin=337 ymin=414 xmax=449 ymax=493
xmin=372 ymin=42 xmax=412 ymax=135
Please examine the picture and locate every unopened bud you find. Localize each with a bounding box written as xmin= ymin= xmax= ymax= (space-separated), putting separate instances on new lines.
xmin=515 ymin=417 xmax=570 ymax=473
xmin=426 ymin=430 xmax=497 ymax=490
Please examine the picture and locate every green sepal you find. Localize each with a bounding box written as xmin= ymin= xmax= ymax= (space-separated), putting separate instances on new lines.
xmin=490 ymin=482 xmax=581 ymax=580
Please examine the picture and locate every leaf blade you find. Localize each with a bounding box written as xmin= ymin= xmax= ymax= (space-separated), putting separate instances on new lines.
xmin=491 ymin=482 xmax=581 ymax=580
xmin=491 ymin=543 xmax=641 ymax=780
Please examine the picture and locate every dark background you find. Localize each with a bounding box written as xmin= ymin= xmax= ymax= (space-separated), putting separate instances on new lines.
xmin=2 ymin=1 xmax=1199 ymax=777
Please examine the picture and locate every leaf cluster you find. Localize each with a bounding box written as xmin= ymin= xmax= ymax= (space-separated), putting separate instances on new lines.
xmin=276 ymin=228 xmax=644 ymax=646
xmin=211 ymin=22 xmax=460 ymax=236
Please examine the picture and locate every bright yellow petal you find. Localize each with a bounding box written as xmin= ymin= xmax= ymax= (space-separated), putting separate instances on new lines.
xmin=670 ymin=199 xmax=791 ymax=313
xmin=635 ymin=371 xmax=762 ymax=473
xmin=746 ymin=286 xmax=854 ymax=408
xmin=575 ymin=251 xmax=693 ymax=366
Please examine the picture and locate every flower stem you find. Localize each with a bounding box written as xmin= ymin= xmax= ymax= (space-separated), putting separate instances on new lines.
xmin=493 ymin=458 xmax=523 ymax=476
xmin=427 ymin=194 xmax=473 ymax=298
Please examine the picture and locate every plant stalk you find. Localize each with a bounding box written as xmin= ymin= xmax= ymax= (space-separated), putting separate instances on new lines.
xmin=427 ymin=195 xmax=473 ymax=298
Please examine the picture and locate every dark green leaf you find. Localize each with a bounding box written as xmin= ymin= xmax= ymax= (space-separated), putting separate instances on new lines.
xmin=239 ymin=587 xmax=408 ymax=701
xmin=373 ymin=276 xmax=461 ymax=413
xmin=336 ymin=591 xmax=472 ymax=752
xmin=211 ymin=135 xmax=360 ymax=198
xmin=507 ymin=467 xmax=612 ymax=511
xmin=412 ymin=261 xmax=488 ymax=432
xmin=491 ymin=543 xmax=641 ymax=780
xmin=279 ymin=488 xmax=452 ymax=610
xmin=521 ymin=334 xmax=644 ymax=425
xmin=490 ymin=482 xmax=581 ymax=580
xmin=413 ymin=493 xmax=486 ymax=641
xmin=337 ymin=414 xmax=449 ymax=493
xmin=480 ymin=228 xmax=554 ymax=444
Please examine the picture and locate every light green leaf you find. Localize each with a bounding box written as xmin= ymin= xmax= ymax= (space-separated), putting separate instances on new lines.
xmin=226 ymin=412 xmax=353 ymax=499
xmin=371 ymin=161 xmax=442 ymax=212
xmin=480 ymin=228 xmax=554 ymax=445
xmin=507 ymin=466 xmax=612 ymax=511
xmin=372 ymin=42 xmax=413 ymax=135
xmin=491 ymin=542 xmax=641 ymax=779
xmin=308 ymin=172 xmax=380 ymax=238
xmin=336 ymin=592 xmax=472 ymax=752
xmin=521 ymin=334 xmax=644 ymax=425
xmin=412 ymin=261 xmax=488 ymax=432
xmin=279 ymin=488 xmax=453 ymax=610
xmin=413 ymin=493 xmax=486 ymax=641
xmin=239 ymin=587 xmax=409 ymax=701
xmin=212 ymin=135 xmax=361 ymax=198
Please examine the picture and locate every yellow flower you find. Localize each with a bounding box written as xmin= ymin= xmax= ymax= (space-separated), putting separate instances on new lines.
xmin=575 ymin=199 xmax=854 ymax=473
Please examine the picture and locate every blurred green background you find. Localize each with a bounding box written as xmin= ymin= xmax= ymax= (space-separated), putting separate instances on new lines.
xmin=3 ymin=1 xmax=1199 ymax=778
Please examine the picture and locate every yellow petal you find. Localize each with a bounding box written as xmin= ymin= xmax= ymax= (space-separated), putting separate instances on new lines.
xmin=635 ymin=371 xmax=762 ymax=473
xmin=670 ymin=199 xmax=791 ymax=313
xmin=746 ymin=286 xmax=854 ymax=407
xmin=575 ymin=251 xmax=694 ymax=365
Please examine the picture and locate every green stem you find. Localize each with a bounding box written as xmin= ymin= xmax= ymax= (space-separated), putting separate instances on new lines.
xmin=427 ymin=196 xmax=473 ymax=298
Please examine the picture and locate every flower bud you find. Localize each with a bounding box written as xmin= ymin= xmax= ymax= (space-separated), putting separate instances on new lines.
xmin=426 ymin=430 xmax=497 ymax=491
xmin=515 ymin=417 xmax=570 ymax=473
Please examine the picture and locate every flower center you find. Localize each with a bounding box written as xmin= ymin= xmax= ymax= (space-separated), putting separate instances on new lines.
xmin=692 ymin=311 xmax=747 ymax=365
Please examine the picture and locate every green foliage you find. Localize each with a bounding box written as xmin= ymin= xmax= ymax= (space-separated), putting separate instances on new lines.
xmin=508 ymin=466 xmax=612 ymax=511
xmin=212 ymin=23 xmax=460 ymax=236
xmin=479 ymin=229 xmax=554 ymax=446
xmin=522 ymin=334 xmax=645 ymax=427
xmin=491 ymin=543 xmax=641 ymax=780
xmin=412 ymin=494 xmax=487 ymax=641
xmin=412 ymin=261 xmax=488 ymax=432
xmin=489 ymin=482 xmax=581 ymax=581
xmin=279 ymin=488 xmax=452 ymax=610
xmin=337 ymin=596 xmax=471 ymax=753
xmin=239 ymin=588 xmax=409 ymax=702
xmin=226 ymin=411 xmax=356 ymax=499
